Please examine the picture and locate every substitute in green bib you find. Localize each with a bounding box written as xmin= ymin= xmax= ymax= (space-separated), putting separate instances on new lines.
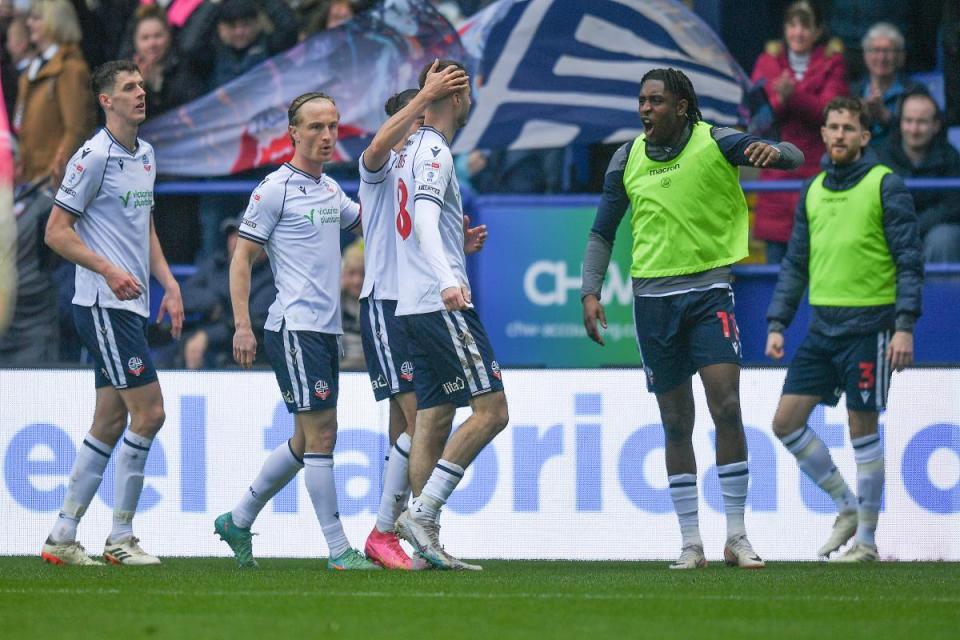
xmin=581 ymin=68 xmax=803 ymax=570
xmin=765 ymin=96 xmax=922 ymax=564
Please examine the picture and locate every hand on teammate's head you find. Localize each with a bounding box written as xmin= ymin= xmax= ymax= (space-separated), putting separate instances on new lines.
xmin=422 ymin=58 xmax=470 ymax=101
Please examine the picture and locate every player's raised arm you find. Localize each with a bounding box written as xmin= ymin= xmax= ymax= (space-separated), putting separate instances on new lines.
xmin=361 ymin=61 xmax=468 ymax=173
xmin=712 ymin=126 xmax=804 ymax=170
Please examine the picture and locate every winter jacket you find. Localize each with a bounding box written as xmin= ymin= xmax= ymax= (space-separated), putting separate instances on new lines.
xmin=13 ymin=44 xmax=95 ymax=185
xmin=767 ymin=148 xmax=923 ymax=337
xmin=876 ymin=134 xmax=960 ymax=238
xmin=750 ymin=40 xmax=847 ymax=243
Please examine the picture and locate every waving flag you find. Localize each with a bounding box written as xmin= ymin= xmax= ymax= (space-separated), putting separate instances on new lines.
xmin=452 ymin=0 xmax=749 ymax=153
xmin=142 ymin=0 xmax=463 ymax=177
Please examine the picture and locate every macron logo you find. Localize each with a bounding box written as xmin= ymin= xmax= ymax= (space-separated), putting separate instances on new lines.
xmin=81 ymin=148 xmax=92 ymax=159
xmin=431 ymin=146 xmax=441 ymax=157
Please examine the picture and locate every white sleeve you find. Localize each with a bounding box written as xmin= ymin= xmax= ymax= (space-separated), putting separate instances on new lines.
xmin=358 ymin=149 xmax=394 ymax=184
xmin=238 ymin=177 xmax=283 ymax=244
xmin=339 ymin=191 xmax=362 ymax=231
xmin=54 ymin=144 xmax=105 ymax=216
xmin=413 ymin=196 xmax=459 ymax=292
xmin=412 ymin=146 xmax=452 ymax=210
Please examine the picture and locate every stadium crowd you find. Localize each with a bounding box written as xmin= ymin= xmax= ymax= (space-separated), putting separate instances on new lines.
xmin=0 ymin=0 xmax=958 ymax=369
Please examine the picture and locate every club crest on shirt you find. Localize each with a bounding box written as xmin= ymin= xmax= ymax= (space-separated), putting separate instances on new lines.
xmin=400 ymin=361 xmax=414 ymax=381
xmin=490 ymin=360 xmax=501 ymax=380
xmin=127 ymin=357 xmax=145 ymax=376
xmin=142 ymin=154 xmax=152 ymax=172
xmin=314 ymin=380 xmax=331 ymax=400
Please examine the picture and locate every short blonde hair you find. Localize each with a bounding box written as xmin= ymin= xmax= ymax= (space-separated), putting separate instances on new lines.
xmin=30 ymin=0 xmax=82 ymax=45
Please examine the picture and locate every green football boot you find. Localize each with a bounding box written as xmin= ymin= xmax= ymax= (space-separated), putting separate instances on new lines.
xmin=328 ymin=548 xmax=381 ymax=571
xmin=214 ymin=512 xmax=259 ymax=569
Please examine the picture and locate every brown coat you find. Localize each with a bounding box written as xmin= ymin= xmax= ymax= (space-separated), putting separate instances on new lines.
xmin=13 ymin=44 xmax=95 ymax=186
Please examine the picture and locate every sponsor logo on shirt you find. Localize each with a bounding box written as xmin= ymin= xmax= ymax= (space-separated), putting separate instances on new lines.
xmin=303 ymin=207 xmax=340 ymax=225
xmin=63 ymin=164 xmax=85 ymax=188
xmin=417 ymin=184 xmax=441 ymax=196
xmin=118 ymin=190 xmax=154 ymax=208
xmin=422 ymin=161 xmax=442 ymax=184
xmin=648 ymin=163 xmax=679 ymax=176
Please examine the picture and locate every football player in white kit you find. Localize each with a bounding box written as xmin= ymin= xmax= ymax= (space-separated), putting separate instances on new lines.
xmin=216 ymin=92 xmax=378 ymax=570
xmin=392 ymin=60 xmax=509 ymax=570
xmin=355 ymin=63 xmax=489 ymax=569
xmin=42 ymin=60 xmax=184 ymax=566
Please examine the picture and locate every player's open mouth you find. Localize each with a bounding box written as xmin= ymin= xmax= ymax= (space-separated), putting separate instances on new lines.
xmin=642 ymin=119 xmax=653 ymax=134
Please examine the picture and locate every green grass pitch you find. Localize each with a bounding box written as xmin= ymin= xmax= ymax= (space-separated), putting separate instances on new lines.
xmin=1 ymin=557 xmax=958 ymax=639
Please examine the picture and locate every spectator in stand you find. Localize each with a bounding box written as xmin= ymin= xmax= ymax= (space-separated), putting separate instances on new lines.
xmin=130 ymin=4 xmax=204 ymax=117
xmin=945 ymin=0 xmax=959 ymax=127
xmin=878 ymin=90 xmax=960 ymax=263
xmin=854 ymin=22 xmax=918 ymax=148
xmin=13 ymin=0 xmax=95 ymax=188
xmin=180 ymin=0 xmax=298 ymax=91
xmin=750 ymin=1 xmax=846 ymax=264
xmin=174 ymin=216 xmax=275 ymax=369
xmin=3 ymin=15 xmax=35 ymax=117
xmin=339 ymin=240 xmax=365 ymax=371
xmin=828 ymin=0 xmax=935 ymax=83
xmin=179 ymin=0 xmax=298 ymax=259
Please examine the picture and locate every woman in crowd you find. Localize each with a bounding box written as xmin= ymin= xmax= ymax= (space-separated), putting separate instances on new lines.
xmin=13 ymin=0 xmax=94 ymax=188
xmin=749 ymin=1 xmax=846 ymax=264
xmin=130 ymin=4 xmax=204 ymax=118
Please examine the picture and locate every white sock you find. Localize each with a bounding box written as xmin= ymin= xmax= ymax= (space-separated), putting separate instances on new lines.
xmin=718 ymin=461 xmax=749 ymax=540
xmin=110 ymin=431 xmax=153 ymax=542
xmin=303 ymin=453 xmax=350 ymax=558
xmin=412 ymin=459 xmax=464 ymax=522
xmin=375 ymin=432 xmax=412 ymax=533
xmin=852 ymin=434 xmax=884 ymax=547
xmin=780 ymin=426 xmax=856 ymax=512
xmin=232 ymin=440 xmax=304 ymax=529
xmin=50 ymin=435 xmax=114 ymax=544
xmin=668 ymin=473 xmax=701 ymax=548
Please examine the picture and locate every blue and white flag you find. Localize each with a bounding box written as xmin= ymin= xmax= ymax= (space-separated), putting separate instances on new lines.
xmin=452 ymin=0 xmax=749 ymax=153
xmin=142 ymin=0 xmax=462 ymax=177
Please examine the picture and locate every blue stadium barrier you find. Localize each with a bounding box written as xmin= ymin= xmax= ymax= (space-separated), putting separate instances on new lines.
xmin=152 ymin=178 xmax=960 ymax=366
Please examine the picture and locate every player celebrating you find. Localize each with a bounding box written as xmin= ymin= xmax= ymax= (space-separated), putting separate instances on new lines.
xmin=356 ymin=64 xmax=484 ymax=569
xmin=391 ymin=60 xmax=509 ymax=571
xmin=42 ymin=60 xmax=183 ymax=566
xmin=581 ymin=68 xmax=803 ymax=569
xmin=215 ymin=92 xmax=378 ymax=570
xmin=766 ymin=97 xmax=922 ymax=562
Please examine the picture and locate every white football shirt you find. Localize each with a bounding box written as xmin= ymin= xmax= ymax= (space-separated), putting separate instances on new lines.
xmin=55 ymin=128 xmax=155 ymax=318
xmin=394 ymin=127 xmax=467 ymax=315
xmin=357 ymin=149 xmax=399 ymax=301
xmin=239 ymin=163 xmax=361 ymax=334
